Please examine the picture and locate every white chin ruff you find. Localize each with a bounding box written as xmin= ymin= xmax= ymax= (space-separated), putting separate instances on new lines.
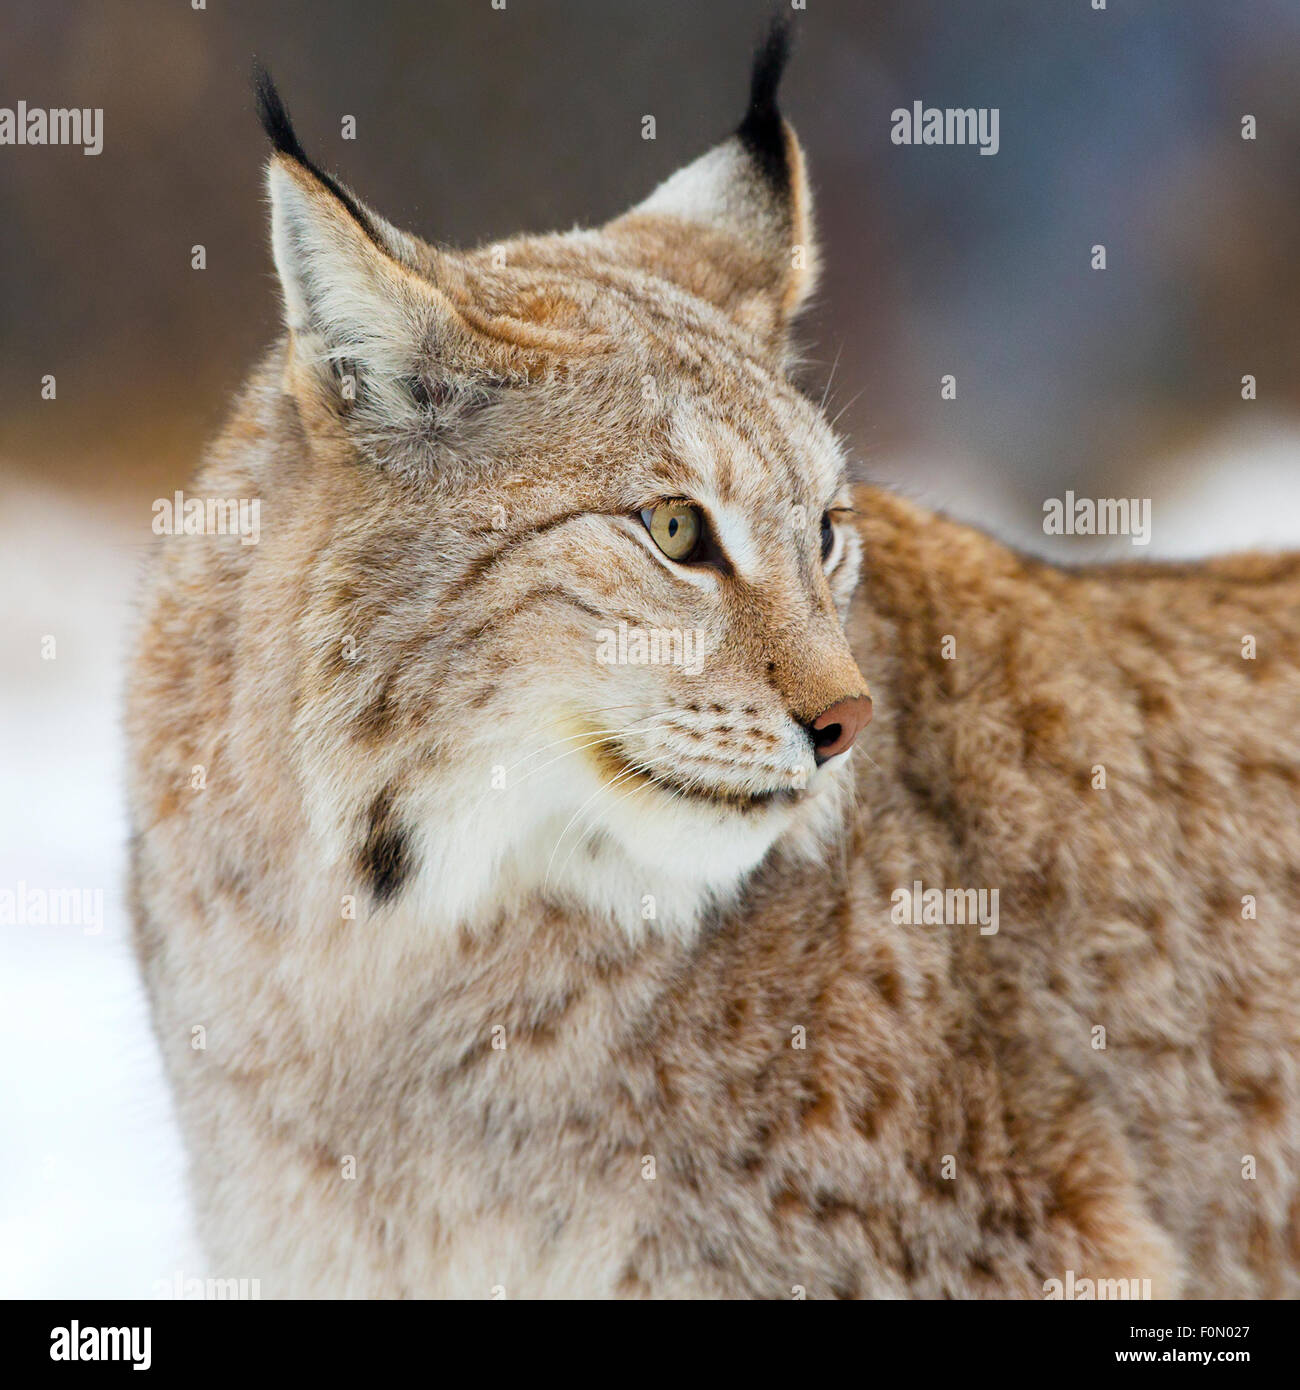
xmin=392 ymin=750 xmax=852 ymax=941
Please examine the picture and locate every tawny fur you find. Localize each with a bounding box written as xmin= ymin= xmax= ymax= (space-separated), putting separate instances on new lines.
xmin=126 ymin=47 xmax=1300 ymax=1299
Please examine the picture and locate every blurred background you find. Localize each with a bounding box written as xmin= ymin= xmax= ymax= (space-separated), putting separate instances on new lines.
xmin=2 ymin=0 xmax=1299 ymax=1296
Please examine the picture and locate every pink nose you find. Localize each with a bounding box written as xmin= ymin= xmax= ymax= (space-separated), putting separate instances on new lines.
xmin=809 ymin=695 xmax=872 ymax=763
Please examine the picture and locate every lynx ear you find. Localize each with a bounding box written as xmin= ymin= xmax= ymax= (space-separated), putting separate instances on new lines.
xmin=605 ymin=19 xmax=818 ymax=352
xmin=254 ymin=68 xmax=534 ymax=470
xmin=256 ymin=66 xmax=429 ymax=371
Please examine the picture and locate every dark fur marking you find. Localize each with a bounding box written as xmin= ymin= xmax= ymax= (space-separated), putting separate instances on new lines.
xmin=359 ymin=787 xmax=413 ymax=903
xmin=736 ymin=16 xmax=793 ymax=193
xmin=252 ymin=62 xmax=388 ymax=254
xmin=455 ymin=508 xmax=601 ymax=593
xmin=460 ymin=585 xmax=609 ymax=644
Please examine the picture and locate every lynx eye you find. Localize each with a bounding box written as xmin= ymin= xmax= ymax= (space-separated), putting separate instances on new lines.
xmin=821 ymin=512 xmax=835 ymax=563
xmin=642 ymin=501 xmax=703 ymax=562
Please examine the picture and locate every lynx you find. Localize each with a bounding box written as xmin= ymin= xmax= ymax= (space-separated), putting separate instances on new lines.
xmin=126 ymin=26 xmax=1300 ymax=1298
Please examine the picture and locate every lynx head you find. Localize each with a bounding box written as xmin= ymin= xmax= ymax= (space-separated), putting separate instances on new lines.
xmin=258 ymin=21 xmax=870 ymax=936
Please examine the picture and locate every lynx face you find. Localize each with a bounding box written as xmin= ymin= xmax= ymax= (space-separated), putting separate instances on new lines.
xmin=257 ymin=32 xmax=870 ymax=933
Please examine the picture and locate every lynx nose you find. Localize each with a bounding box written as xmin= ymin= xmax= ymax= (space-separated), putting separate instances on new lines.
xmin=807 ymin=695 xmax=873 ymax=764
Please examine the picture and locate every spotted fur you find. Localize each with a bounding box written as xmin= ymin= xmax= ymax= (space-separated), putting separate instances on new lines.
xmin=126 ymin=27 xmax=1300 ymax=1298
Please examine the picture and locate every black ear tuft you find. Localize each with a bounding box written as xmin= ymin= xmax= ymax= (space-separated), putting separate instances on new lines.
xmin=737 ymin=14 xmax=793 ymax=192
xmin=253 ymin=61 xmax=308 ymax=164
xmin=251 ymin=60 xmax=382 ymax=247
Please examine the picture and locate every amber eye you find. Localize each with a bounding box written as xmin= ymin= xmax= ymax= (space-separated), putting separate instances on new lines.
xmin=642 ymin=501 xmax=703 ymax=562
